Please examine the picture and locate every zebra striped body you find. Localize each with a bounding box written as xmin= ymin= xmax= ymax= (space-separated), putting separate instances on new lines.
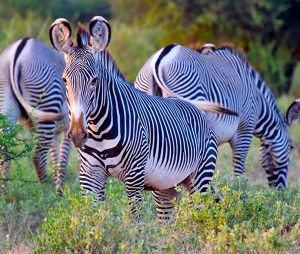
xmin=49 ymin=17 xmax=234 ymax=220
xmin=135 ymin=44 xmax=297 ymax=189
xmin=0 ymin=38 xmax=70 ymax=193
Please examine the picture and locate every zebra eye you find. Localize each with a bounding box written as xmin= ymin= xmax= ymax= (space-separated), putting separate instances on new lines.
xmin=62 ymin=77 xmax=67 ymax=83
xmin=91 ymin=77 xmax=98 ymax=86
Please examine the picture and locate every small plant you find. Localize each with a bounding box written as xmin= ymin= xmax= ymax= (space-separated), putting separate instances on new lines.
xmin=0 ymin=114 xmax=34 ymax=165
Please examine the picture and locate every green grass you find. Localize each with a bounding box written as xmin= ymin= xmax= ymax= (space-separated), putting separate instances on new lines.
xmin=1 ymin=97 xmax=300 ymax=253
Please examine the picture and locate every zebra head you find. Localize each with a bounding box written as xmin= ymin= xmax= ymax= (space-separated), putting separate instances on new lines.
xmin=260 ymin=99 xmax=300 ymax=189
xmin=49 ymin=16 xmax=111 ymax=148
xmin=285 ymin=99 xmax=300 ymax=127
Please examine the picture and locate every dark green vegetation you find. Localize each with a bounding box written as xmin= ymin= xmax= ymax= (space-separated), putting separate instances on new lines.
xmin=0 ymin=0 xmax=300 ymax=253
xmin=0 ymin=115 xmax=33 ymax=165
xmin=1 ymin=0 xmax=300 ymax=92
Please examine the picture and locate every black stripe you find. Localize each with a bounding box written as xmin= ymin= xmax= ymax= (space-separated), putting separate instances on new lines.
xmin=154 ymin=44 xmax=177 ymax=80
xmin=13 ymin=37 xmax=31 ymax=96
xmin=13 ymin=37 xmax=30 ymax=70
xmin=13 ymin=38 xmax=31 ymax=117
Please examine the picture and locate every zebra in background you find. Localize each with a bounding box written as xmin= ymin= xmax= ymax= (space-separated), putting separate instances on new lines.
xmin=0 ymin=38 xmax=71 ymax=194
xmin=135 ymin=44 xmax=300 ymax=189
xmin=49 ymin=16 xmax=238 ymax=220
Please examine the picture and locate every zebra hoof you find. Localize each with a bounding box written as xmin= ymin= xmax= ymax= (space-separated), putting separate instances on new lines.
xmin=214 ymin=193 xmax=223 ymax=203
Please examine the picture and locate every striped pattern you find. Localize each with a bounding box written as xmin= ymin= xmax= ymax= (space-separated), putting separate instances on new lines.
xmin=58 ymin=24 xmax=219 ymax=220
xmin=135 ymin=44 xmax=293 ymax=189
xmin=0 ymin=38 xmax=71 ymax=193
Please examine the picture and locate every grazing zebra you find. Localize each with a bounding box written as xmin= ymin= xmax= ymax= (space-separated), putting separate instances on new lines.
xmin=134 ymin=44 xmax=300 ymax=189
xmin=0 ymin=38 xmax=70 ymax=194
xmin=49 ymin=16 xmax=238 ymax=220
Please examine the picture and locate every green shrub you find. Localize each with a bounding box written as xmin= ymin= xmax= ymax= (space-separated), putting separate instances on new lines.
xmin=0 ymin=114 xmax=34 ymax=165
xmin=35 ymin=177 xmax=300 ymax=253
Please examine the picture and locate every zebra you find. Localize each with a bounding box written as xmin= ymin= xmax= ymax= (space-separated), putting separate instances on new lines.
xmin=134 ymin=44 xmax=300 ymax=189
xmin=49 ymin=16 xmax=238 ymax=220
xmin=0 ymin=38 xmax=71 ymax=194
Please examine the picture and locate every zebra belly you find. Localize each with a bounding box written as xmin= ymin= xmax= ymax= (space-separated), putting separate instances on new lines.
xmin=144 ymin=159 xmax=192 ymax=190
xmin=207 ymin=115 xmax=240 ymax=144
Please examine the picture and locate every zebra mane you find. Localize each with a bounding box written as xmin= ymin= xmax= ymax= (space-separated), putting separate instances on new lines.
xmin=77 ymin=22 xmax=90 ymax=48
xmin=98 ymin=50 xmax=126 ymax=81
xmin=188 ymin=42 xmax=205 ymax=53
xmin=216 ymin=44 xmax=281 ymax=116
xmin=217 ymin=44 xmax=249 ymax=66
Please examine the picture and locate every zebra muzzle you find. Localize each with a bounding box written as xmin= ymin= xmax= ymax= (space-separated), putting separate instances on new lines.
xmin=67 ymin=130 xmax=88 ymax=148
xmin=68 ymin=113 xmax=88 ymax=148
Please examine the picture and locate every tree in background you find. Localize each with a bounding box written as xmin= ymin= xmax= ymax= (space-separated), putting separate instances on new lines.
xmin=0 ymin=0 xmax=299 ymax=94
xmin=110 ymin=0 xmax=300 ymax=95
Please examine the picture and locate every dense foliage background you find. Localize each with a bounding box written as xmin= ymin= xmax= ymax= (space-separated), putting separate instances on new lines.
xmin=1 ymin=0 xmax=300 ymax=94
xmin=1 ymin=1 xmax=300 ymax=253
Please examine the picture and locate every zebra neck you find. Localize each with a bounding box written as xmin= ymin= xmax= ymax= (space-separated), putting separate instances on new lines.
xmin=254 ymin=97 xmax=287 ymax=140
xmin=96 ymin=50 xmax=125 ymax=81
xmin=89 ymin=73 xmax=129 ymax=137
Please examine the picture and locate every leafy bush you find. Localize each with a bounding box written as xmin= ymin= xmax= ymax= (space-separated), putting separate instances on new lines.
xmin=35 ymin=177 xmax=300 ymax=253
xmin=0 ymin=114 xmax=33 ymax=165
xmin=0 ymin=141 xmax=79 ymax=253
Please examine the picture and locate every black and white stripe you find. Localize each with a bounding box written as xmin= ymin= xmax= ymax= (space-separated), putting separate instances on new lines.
xmin=0 ymin=38 xmax=71 ymax=193
xmin=49 ymin=18 xmax=227 ymax=220
xmin=135 ymin=44 xmax=296 ymax=189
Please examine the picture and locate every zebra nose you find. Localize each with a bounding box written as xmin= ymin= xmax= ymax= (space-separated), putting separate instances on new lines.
xmin=67 ymin=129 xmax=88 ymax=148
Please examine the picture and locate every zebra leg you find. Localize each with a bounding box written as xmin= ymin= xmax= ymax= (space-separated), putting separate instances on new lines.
xmin=259 ymin=142 xmax=289 ymax=189
xmin=259 ymin=142 xmax=275 ymax=187
xmin=126 ymin=185 xmax=144 ymax=221
xmin=0 ymin=161 xmax=11 ymax=191
xmin=182 ymin=175 xmax=222 ymax=204
xmin=79 ymin=162 xmax=108 ymax=202
xmin=124 ymin=172 xmax=145 ymax=221
xmin=273 ymin=162 xmax=289 ymax=190
xmin=151 ymin=187 xmax=180 ymax=221
xmin=230 ymin=131 xmax=253 ymax=176
xmin=191 ymin=141 xmax=218 ymax=195
xmin=54 ymin=132 xmax=71 ymax=195
xmin=182 ymin=137 xmax=221 ymax=204
xmin=50 ymin=134 xmax=59 ymax=168
xmin=32 ymin=121 xmax=56 ymax=182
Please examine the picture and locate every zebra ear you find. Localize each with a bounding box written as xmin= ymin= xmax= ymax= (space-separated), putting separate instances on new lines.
xmin=285 ymin=99 xmax=300 ymax=127
xmin=89 ymin=16 xmax=111 ymax=52
xmin=199 ymin=43 xmax=216 ymax=54
xmin=49 ymin=18 xmax=73 ymax=53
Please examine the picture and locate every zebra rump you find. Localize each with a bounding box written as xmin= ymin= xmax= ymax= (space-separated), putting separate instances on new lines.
xmin=0 ymin=38 xmax=71 ymax=194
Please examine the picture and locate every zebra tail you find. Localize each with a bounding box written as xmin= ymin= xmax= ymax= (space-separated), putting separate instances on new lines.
xmin=10 ymin=39 xmax=67 ymax=122
xmin=186 ymin=100 xmax=238 ymax=116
